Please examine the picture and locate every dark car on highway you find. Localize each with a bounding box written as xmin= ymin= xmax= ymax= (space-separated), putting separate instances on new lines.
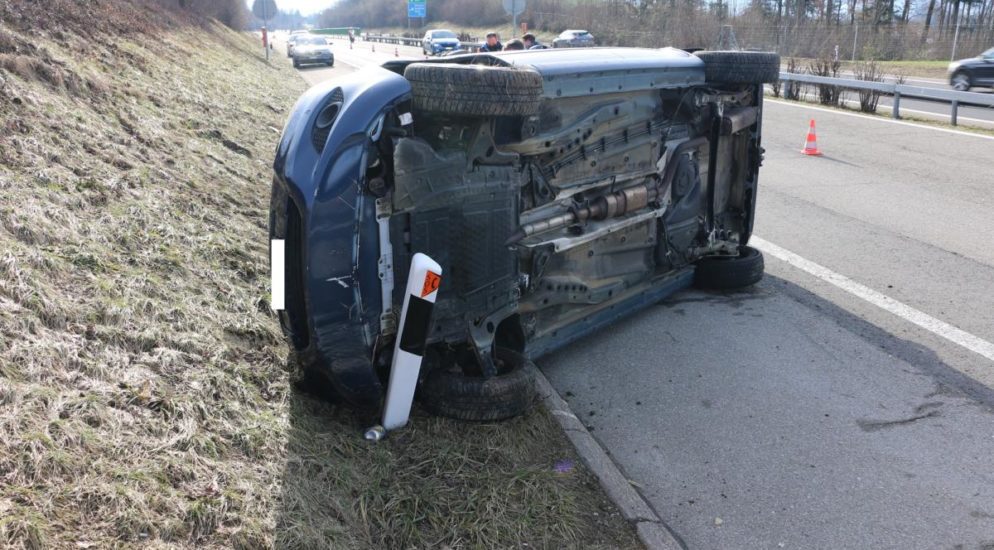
xmin=270 ymin=48 xmax=778 ymax=420
xmin=949 ymin=47 xmax=994 ymax=91
xmin=292 ymin=36 xmax=333 ymax=68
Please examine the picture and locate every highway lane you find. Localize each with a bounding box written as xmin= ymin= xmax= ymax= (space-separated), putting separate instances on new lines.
xmin=288 ymin=46 xmax=994 ymax=549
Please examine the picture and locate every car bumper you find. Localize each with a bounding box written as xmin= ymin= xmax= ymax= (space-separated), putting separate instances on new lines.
xmin=296 ymin=53 xmax=333 ymax=63
xmin=270 ymin=67 xmax=411 ymax=407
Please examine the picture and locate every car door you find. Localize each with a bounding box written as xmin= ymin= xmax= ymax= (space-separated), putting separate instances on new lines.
xmin=979 ymin=49 xmax=994 ymax=85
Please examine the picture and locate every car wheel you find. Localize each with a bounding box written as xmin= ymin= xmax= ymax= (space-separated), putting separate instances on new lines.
xmin=693 ymin=51 xmax=781 ymax=85
xmin=404 ymin=63 xmax=543 ymax=116
xmin=951 ymin=72 xmax=971 ymax=92
xmin=328 ymin=61 xmax=334 ymax=67
xmin=419 ymin=347 xmax=537 ymax=421
xmin=693 ymin=245 xmax=764 ymax=290
xmin=292 ymin=58 xmax=299 ymax=68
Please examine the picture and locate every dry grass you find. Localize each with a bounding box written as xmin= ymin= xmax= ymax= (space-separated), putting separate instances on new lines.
xmin=0 ymin=4 xmax=642 ymax=549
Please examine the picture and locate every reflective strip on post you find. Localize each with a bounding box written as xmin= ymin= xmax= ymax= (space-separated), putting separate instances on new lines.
xmin=270 ymin=239 xmax=284 ymax=311
xmin=381 ymin=253 xmax=442 ymax=431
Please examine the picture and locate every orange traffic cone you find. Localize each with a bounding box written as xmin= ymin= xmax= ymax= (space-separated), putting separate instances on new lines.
xmin=801 ymin=119 xmax=822 ymax=156
xmin=371 ymin=43 xmax=375 ymax=52
xmin=394 ymin=46 xmax=399 ymax=57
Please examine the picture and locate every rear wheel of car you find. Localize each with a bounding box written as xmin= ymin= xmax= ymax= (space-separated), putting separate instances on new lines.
xmin=419 ymin=347 xmax=537 ymax=421
xmin=693 ymin=51 xmax=781 ymax=85
xmin=404 ymin=63 xmax=544 ymax=116
xmin=694 ymin=245 xmax=764 ymax=290
xmin=951 ymin=72 xmax=971 ymax=91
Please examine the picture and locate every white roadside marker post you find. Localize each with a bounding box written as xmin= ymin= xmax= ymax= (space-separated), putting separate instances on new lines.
xmin=270 ymin=239 xmax=284 ymax=311
xmin=365 ymin=253 xmax=442 ymax=439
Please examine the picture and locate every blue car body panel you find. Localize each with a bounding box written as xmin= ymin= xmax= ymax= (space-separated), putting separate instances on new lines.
xmin=272 ymin=66 xmax=411 ymax=406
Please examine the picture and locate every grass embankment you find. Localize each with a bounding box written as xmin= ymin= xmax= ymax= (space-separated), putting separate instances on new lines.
xmin=0 ymin=2 xmax=640 ymax=548
xmin=784 ymin=57 xmax=951 ymax=80
xmin=767 ymin=92 xmax=994 ymax=137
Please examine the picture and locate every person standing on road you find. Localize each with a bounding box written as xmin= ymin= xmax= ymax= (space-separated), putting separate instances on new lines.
xmin=522 ymin=33 xmax=541 ymax=49
xmin=504 ymin=39 xmax=524 ymax=51
xmin=480 ymin=32 xmax=502 ymax=52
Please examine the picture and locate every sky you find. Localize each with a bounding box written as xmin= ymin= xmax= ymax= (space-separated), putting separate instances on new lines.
xmin=245 ymin=0 xmax=335 ymax=16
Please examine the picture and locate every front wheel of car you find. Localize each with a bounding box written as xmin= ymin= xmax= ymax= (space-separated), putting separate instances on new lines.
xmin=404 ymin=63 xmax=543 ymax=116
xmin=693 ymin=245 xmax=764 ymax=290
xmin=419 ymin=347 xmax=537 ymax=421
xmin=951 ymin=72 xmax=971 ymax=91
xmin=693 ymin=51 xmax=781 ymax=85
xmin=292 ymin=59 xmax=299 ymax=68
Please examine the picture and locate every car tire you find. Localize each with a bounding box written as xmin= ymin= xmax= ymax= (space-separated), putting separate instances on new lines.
xmin=694 ymin=245 xmax=764 ymax=290
xmin=693 ymin=51 xmax=781 ymax=85
xmin=292 ymin=59 xmax=299 ymax=68
xmin=419 ymin=347 xmax=537 ymax=421
xmin=951 ymin=72 xmax=971 ymax=91
xmin=404 ymin=63 xmax=543 ymax=116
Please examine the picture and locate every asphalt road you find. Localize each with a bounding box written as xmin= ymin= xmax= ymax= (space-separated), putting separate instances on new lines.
xmin=289 ymin=44 xmax=994 ymax=549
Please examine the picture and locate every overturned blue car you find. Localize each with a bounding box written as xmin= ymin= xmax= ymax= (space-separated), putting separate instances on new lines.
xmin=270 ymin=47 xmax=778 ymax=420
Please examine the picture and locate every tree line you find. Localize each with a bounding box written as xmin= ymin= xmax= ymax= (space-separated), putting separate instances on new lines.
xmin=318 ymin=0 xmax=994 ymax=59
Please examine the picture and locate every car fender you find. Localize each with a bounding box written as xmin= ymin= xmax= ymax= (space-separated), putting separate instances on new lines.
xmin=273 ymin=66 xmax=412 ymax=406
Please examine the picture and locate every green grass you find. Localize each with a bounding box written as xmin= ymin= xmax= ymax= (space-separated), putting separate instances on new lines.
xmin=0 ymin=7 xmax=642 ymax=549
xmin=785 ymin=57 xmax=952 ymax=80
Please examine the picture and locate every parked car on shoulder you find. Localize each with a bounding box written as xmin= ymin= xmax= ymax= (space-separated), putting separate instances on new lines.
xmin=422 ymin=29 xmax=460 ymax=56
xmin=948 ymin=47 xmax=994 ymax=91
xmin=292 ymin=36 xmax=333 ymax=68
xmin=270 ymin=47 xmax=779 ymax=420
xmin=553 ymin=29 xmax=595 ymax=48
xmin=286 ymin=30 xmax=309 ymax=57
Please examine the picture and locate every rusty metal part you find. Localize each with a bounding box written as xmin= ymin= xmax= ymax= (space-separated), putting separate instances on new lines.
xmin=505 ymin=136 xmax=707 ymax=246
xmin=720 ymin=106 xmax=758 ymax=136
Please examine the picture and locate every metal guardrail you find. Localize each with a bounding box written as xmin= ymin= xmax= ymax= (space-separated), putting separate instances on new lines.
xmin=362 ymin=33 xmax=483 ymax=53
xmin=779 ymin=71 xmax=994 ymax=126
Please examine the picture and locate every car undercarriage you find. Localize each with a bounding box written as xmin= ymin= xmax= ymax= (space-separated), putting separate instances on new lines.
xmin=270 ymin=47 xmax=778 ymax=420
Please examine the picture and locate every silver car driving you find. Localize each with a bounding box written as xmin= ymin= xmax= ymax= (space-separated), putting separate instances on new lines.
xmin=553 ymin=29 xmax=595 ymax=48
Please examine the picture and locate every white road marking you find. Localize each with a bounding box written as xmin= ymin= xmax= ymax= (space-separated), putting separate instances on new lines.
xmin=751 ymin=235 xmax=994 ymax=364
xmin=271 ymin=239 xmax=285 ymax=311
xmin=766 ymin=99 xmax=994 ymax=141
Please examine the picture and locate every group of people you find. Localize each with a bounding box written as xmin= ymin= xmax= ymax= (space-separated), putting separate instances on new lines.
xmin=479 ymin=31 xmax=544 ymax=52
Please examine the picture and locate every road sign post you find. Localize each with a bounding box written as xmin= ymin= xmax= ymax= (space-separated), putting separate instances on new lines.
xmin=502 ymin=0 xmax=525 ymax=36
